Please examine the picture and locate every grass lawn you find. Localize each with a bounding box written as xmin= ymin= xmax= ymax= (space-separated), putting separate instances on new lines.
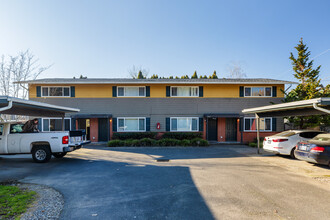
xmin=0 ymin=184 xmax=36 ymax=219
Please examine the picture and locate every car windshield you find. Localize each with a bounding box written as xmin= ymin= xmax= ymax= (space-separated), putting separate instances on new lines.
xmin=272 ymin=131 xmax=296 ymax=137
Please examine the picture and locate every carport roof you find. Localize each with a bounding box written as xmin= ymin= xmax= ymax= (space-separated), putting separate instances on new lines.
xmin=242 ymin=97 xmax=330 ymax=117
xmin=0 ymin=96 xmax=80 ymax=117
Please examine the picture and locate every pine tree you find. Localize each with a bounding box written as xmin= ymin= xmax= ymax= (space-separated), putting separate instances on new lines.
xmin=137 ymin=71 xmax=145 ymax=79
xmin=285 ymin=38 xmax=329 ymax=129
xmin=181 ymin=75 xmax=189 ymax=79
xmin=150 ymin=74 xmax=158 ymax=79
xmin=209 ymin=71 xmax=218 ymax=79
xmin=191 ymin=71 xmax=198 ymax=79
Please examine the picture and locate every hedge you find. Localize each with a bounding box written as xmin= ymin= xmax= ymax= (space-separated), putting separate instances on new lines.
xmin=161 ymin=132 xmax=203 ymax=140
xmin=107 ymin=138 xmax=209 ymax=147
xmin=112 ymin=132 xmax=157 ymax=140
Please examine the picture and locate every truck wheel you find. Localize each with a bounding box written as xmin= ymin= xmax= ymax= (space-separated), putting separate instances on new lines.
xmin=53 ymin=152 xmax=67 ymax=158
xmin=32 ymin=146 xmax=52 ymax=163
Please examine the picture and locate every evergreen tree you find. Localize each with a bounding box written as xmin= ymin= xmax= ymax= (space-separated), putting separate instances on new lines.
xmin=181 ymin=75 xmax=189 ymax=79
xmin=209 ymin=71 xmax=218 ymax=79
xmin=285 ymin=38 xmax=329 ymax=129
xmin=169 ymin=76 xmax=174 ymax=79
xmin=150 ymin=74 xmax=158 ymax=79
xmin=137 ymin=71 xmax=145 ymax=79
xmin=191 ymin=71 xmax=198 ymax=79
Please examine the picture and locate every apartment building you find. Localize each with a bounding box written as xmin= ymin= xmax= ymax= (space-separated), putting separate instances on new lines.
xmin=25 ymin=78 xmax=295 ymax=143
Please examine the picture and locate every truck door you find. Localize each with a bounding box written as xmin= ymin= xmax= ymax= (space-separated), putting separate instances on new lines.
xmin=0 ymin=124 xmax=7 ymax=154
xmin=7 ymin=124 xmax=24 ymax=154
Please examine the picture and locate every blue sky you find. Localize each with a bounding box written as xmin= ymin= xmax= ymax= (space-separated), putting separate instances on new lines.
xmin=0 ymin=0 xmax=329 ymax=84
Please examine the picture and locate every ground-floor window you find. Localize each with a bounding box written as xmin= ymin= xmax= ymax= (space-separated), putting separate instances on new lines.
xmin=42 ymin=118 xmax=71 ymax=131
xmin=117 ymin=117 xmax=146 ymax=132
xmin=170 ymin=117 xmax=198 ymax=131
xmin=244 ymin=117 xmax=272 ymax=131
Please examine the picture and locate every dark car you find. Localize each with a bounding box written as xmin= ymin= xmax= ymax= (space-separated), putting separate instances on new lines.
xmin=294 ymin=133 xmax=330 ymax=167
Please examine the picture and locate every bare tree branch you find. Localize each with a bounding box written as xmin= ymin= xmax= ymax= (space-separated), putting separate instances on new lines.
xmin=226 ymin=61 xmax=247 ymax=78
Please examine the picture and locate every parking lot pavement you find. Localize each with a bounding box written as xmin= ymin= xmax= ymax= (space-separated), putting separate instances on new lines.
xmin=1 ymin=145 xmax=330 ymax=220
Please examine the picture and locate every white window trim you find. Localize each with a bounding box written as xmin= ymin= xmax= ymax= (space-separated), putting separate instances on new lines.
xmin=117 ymin=86 xmax=146 ymax=97
xmin=117 ymin=117 xmax=146 ymax=132
xmin=170 ymin=86 xmax=199 ymax=97
xmin=243 ymin=117 xmax=272 ymax=132
xmin=41 ymin=86 xmax=71 ymax=97
xmin=244 ymin=86 xmax=272 ymax=97
xmin=170 ymin=117 xmax=199 ymax=132
xmin=42 ymin=118 xmax=71 ymax=132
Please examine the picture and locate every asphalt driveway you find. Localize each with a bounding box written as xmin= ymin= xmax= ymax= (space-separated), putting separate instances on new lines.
xmin=1 ymin=145 xmax=330 ymax=220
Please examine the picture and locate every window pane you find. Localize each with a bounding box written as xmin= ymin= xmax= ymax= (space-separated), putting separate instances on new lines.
xmin=43 ymin=119 xmax=50 ymax=131
xmin=10 ymin=124 xmax=23 ymax=133
xmin=192 ymin=118 xmax=198 ymax=131
xmin=139 ymin=87 xmax=145 ymax=96
xmin=252 ymin=87 xmax=264 ymax=96
xmin=259 ymin=118 xmax=266 ymax=130
xmin=171 ymin=118 xmax=177 ymax=131
xmin=265 ymin=118 xmax=271 ymax=130
xmin=118 ymin=119 xmax=124 ymax=131
xmin=177 ymin=87 xmax=190 ymax=96
xmin=139 ymin=118 xmax=145 ymax=130
xmin=177 ymin=118 xmax=191 ymax=131
xmin=49 ymin=87 xmax=63 ymax=96
xmin=191 ymin=87 xmax=198 ymax=96
xmin=265 ymin=87 xmax=272 ymax=96
xmin=244 ymin=119 xmax=251 ymax=130
xmin=65 ymin=119 xmax=70 ymax=131
xmin=64 ymin=88 xmax=70 ymax=96
xmin=0 ymin=124 xmax=3 ymax=135
xmin=42 ymin=87 xmax=49 ymax=96
xmin=125 ymin=87 xmax=139 ymax=96
xmin=118 ymin=87 xmax=124 ymax=96
xmin=245 ymin=88 xmax=251 ymax=96
xmin=171 ymin=87 xmax=177 ymax=96
xmin=125 ymin=119 xmax=139 ymax=131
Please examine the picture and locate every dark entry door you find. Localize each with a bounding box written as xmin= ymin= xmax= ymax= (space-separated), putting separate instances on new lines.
xmin=226 ymin=118 xmax=237 ymax=141
xmin=207 ymin=118 xmax=218 ymax=141
xmin=98 ymin=118 xmax=109 ymax=142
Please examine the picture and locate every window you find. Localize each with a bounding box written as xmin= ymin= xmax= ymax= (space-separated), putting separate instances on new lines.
xmin=171 ymin=87 xmax=199 ymax=97
xmin=41 ymin=87 xmax=70 ymax=97
xmin=0 ymin=124 xmax=3 ymax=135
xmin=244 ymin=117 xmax=272 ymax=131
xmin=10 ymin=124 xmax=24 ymax=133
xmin=244 ymin=87 xmax=272 ymax=97
xmin=117 ymin=87 xmax=145 ymax=97
xmin=117 ymin=117 xmax=146 ymax=132
xmin=170 ymin=117 xmax=199 ymax=131
xmin=42 ymin=118 xmax=71 ymax=131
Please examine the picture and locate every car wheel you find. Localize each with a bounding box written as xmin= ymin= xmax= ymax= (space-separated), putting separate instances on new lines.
xmin=52 ymin=152 xmax=67 ymax=158
xmin=32 ymin=146 xmax=52 ymax=163
xmin=290 ymin=148 xmax=296 ymax=159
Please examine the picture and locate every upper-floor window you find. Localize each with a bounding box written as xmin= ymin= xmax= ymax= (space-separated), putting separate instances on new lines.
xmin=42 ymin=87 xmax=70 ymax=97
xmin=42 ymin=118 xmax=71 ymax=131
xmin=117 ymin=86 xmax=145 ymax=97
xmin=244 ymin=117 xmax=272 ymax=131
xmin=171 ymin=86 xmax=199 ymax=97
xmin=244 ymin=87 xmax=272 ymax=97
xmin=118 ymin=117 xmax=146 ymax=132
xmin=170 ymin=117 xmax=199 ymax=131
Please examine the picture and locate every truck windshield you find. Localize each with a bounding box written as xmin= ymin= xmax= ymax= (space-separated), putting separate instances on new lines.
xmin=0 ymin=124 xmax=3 ymax=135
xmin=10 ymin=124 xmax=24 ymax=133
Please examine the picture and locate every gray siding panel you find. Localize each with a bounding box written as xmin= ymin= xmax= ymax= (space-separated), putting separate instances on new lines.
xmin=30 ymin=97 xmax=284 ymax=132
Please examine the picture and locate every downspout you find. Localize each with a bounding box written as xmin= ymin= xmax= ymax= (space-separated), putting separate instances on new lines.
xmin=0 ymin=100 xmax=13 ymax=112
xmin=313 ymin=103 xmax=330 ymax=114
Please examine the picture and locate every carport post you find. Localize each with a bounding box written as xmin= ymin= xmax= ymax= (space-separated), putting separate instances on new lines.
xmin=61 ymin=116 xmax=65 ymax=131
xmin=255 ymin=113 xmax=260 ymax=154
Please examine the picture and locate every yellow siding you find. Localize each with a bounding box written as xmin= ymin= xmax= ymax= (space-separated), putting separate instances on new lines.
xmin=29 ymin=84 xmax=285 ymax=99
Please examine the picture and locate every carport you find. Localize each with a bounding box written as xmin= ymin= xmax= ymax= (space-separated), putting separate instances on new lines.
xmin=0 ymin=96 xmax=80 ymax=130
xmin=242 ymin=97 xmax=330 ymax=154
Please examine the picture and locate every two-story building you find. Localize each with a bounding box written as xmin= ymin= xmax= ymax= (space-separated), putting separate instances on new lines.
xmin=23 ymin=78 xmax=295 ymax=143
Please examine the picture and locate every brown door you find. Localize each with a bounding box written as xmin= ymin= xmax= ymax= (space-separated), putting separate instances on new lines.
xmin=226 ymin=118 xmax=237 ymax=141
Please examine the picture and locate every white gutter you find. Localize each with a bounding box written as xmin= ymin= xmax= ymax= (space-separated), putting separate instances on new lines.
xmin=313 ymin=103 xmax=330 ymax=114
xmin=0 ymin=99 xmax=13 ymax=112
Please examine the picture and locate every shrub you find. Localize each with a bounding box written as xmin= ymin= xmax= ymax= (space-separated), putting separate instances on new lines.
xmin=248 ymin=142 xmax=263 ymax=148
xmin=112 ymin=132 xmax=157 ymax=140
xmin=180 ymin=139 xmax=191 ymax=146
xmin=107 ymin=140 xmax=124 ymax=147
xmin=191 ymin=138 xmax=209 ymax=146
xmin=158 ymin=138 xmax=180 ymax=146
xmin=162 ymin=132 xmax=202 ymax=140
xmin=140 ymin=138 xmax=157 ymax=146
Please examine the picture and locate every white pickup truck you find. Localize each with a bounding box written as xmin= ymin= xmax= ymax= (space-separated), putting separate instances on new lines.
xmin=0 ymin=122 xmax=90 ymax=163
